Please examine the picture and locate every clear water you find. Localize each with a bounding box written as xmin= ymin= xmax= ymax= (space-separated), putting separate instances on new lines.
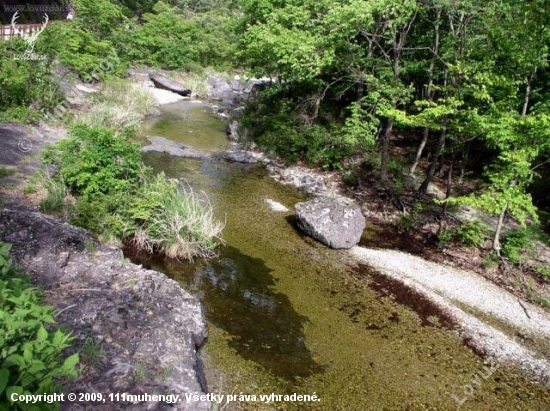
xmin=131 ymin=101 xmax=550 ymax=410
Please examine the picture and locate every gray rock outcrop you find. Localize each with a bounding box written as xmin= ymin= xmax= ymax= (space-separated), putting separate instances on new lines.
xmin=142 ymin=136 xmax=210 ymax=159
xmin=207 ymin=76 xmax=233 ymax=100
xmin=294 ymin=197 xmax=365 ymax=249
xmin=0 ymin=209 xmax=210 ymax=411
xmin=149 ymin=73 xmax=192 ymax=97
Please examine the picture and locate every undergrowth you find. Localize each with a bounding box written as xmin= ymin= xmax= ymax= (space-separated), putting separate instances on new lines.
xmin=0 ymin=242 xmax=79 ymax=409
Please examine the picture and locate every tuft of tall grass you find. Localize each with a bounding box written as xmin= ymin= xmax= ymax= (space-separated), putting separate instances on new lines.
xmin=130 ymin=173 xmax=224 ymax=260
xmin=169 ymin=70 xmax=210 ymax=98
xmin=76 ymin=79 xmax=157 ymax=130
xmin=38 ymin=169 xmax=76 ymax=220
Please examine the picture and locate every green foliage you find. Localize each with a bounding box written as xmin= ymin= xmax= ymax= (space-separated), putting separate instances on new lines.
xmin=454 ymin=221 xmax=489 ymax=248
xmin=54 ymin=125 xmax=142 ymax=201
xmin=116 ymin=1 xmax=236 ymax=70
xmin=0 ymin=39 xmax=61 ymax=123
xmin=0 ymin=168 xmax=15 ymax=178
xmin=437 ymin=229 xmax=453 ymax=246
xmin=241 ymin=84 xmax=359 ymax=169
xmin=501 ymin=229 xmax=532 ymax=264
xmin=533 ymin=265 xmax=550 ymax=280
xmin=43 ymin=22 xmax=126 ymax=81
xmin=0 ymin=242 xmax=79 ymax=409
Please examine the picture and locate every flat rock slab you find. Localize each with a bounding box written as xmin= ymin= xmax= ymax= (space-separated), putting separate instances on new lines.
xmin=149 ymin=73 xmax=192 ymax=97
xmin=0 ymin=123 xmax=65 ymax=167
xmin=295 ymin=196 xmax=365 ymax=249
xmin=0 ymin=209 xmax=210 ymax=411
xmin=142 ymin=136 xmax=210 ymax=159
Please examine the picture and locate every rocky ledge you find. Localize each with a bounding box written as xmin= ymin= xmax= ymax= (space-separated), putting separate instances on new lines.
xmin=0 ymin=209 xmax=210 ymax=411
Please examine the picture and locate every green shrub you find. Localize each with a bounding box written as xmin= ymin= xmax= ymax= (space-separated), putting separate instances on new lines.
xmin=53 ymin=124 xmax=143 ymax=201
xmin=244 ymin=87 xmax=357 ymax=169
xmin=0 ymin=242 xmax=79 ymax=409
xmin=0 ymin=39 xmax=61 ymax=124
xmin=533 ymin=265 xmax=550 ymax=279
xmin=437 ymin=229 xmax=453 ymax=246
xmin=502 ymin=229 xmax=532 ymax=264
xmin=454 ymin=220 xmax=489 ymax=247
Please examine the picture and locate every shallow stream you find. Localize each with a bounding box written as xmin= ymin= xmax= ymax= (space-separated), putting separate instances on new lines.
xmin=130 ymin=101 xmax=550 ymax=410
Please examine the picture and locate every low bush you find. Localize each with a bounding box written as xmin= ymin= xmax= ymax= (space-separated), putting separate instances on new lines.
xmin=454 ymin=220 xmax=489 ymax=248
xmin=0 ymin=242 xmax=79 ymax=409
xmin=501 ymin=229 xmax=532 ymax=264
xmin=0 ymin=38 xmax=61 ymax=124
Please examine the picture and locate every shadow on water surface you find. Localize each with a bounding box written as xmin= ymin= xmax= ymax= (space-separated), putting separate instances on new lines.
xmin=126 ymin=244 xmax=324 ymax=381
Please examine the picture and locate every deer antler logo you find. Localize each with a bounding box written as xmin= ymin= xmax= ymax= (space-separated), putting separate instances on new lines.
xmin=11 ymin=11 xmax=49 ymax=55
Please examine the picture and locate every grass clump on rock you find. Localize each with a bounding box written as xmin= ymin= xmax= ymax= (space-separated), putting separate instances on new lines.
xmin=41 ymin=124 xmax=223 ymax=260
xmin=131 ymin=173 xmax=225 ymax=260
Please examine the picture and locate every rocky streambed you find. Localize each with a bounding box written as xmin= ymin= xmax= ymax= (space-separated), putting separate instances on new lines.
xmin=133 ymin=99 xmax=550 ymax=410
xmin=1 ymin=71 xmax=550 ymax=411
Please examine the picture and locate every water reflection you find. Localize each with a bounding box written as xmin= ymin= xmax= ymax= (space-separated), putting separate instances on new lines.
xmin=128 ymin=245 xmax=323 ymax=380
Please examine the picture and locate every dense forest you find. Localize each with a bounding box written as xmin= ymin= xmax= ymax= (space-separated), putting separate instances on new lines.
xmin=1 ymin=0 xmax=549 ymax=253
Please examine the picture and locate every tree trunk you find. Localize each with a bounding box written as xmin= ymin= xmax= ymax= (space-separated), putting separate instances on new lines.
xmin=409 ymin=8 xmax=441 ymax=176
xmin=442 ymin=162 xmax=453 ymax=214
xmin=419 ymin=119 xmax=447 ymax=195
xmin=493 ymin=203 xmax=508 ymax=255
xmin=410 ymin=128 xmax=429 ymax=176
xmin=493 ymin=73 xmax=534 ymax=253
xmin=380 ymin=117 xmax=393 ymax=186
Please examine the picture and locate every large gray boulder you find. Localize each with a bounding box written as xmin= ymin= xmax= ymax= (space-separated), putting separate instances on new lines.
xmin=149 ymin=73 xmax=192 ymax=96
xmin=295 ymin=197 xmax=365 ymax=249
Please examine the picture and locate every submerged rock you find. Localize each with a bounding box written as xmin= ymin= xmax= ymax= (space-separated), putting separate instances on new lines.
xmin=295 ymin=196 xmax=365 ymax=249
xmin=149 ymin=73 xmax=192 ymax=97
xmin=0 ymin=209 xmax=210 ymax=410
xmin=227 ymin=119 xmax=239 ymax=142
xmin=222 ymin=149 xmax=262 ymax=164
xmin=142 ymin=136 xmax=210 ymax=159
xmin=264 ymin=198 xmax=289 ymax=212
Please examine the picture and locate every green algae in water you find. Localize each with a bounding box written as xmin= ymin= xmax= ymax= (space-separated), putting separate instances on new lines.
xmin=140 ymin=102 xmax=229 ymax=151
xmin=132 ymin=106 xmax=550 ymax=410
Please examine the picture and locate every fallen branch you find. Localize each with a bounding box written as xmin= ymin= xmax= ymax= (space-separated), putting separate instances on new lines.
xmin=518 ymin=299 xmax=531 ymax=320
xmin=55 ymin=303 xmax=78 ymax=317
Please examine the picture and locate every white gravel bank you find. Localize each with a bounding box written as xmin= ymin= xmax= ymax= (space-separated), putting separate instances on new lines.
xmin=350 ymin=246 xmax=550 ymax=384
